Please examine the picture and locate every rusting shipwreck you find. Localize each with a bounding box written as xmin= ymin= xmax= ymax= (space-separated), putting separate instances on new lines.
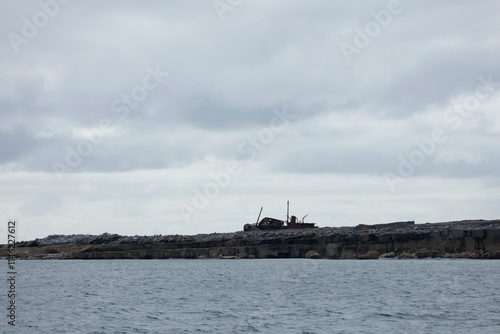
xmin=244 ymin=201 xmax=316 ymax=231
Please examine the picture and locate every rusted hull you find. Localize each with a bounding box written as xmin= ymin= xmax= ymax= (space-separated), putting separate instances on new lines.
xmin=244 ymin=219 xmax=316 ymax=232
xmin=286 ymin=222 xmax=316 ymax=229
xmin=244 ymin=203 xmax=317 ymax=231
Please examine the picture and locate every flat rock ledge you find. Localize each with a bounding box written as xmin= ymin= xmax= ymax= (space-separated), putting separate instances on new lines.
xmin=1 ymin=220 xmax=500 ymax=260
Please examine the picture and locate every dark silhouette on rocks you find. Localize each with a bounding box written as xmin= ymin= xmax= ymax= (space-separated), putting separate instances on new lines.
xmin=2 ymin=219 xmax=500 ymax=260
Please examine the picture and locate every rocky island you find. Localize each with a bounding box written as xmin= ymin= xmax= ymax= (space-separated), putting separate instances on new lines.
xmin=2 ymin=220 xmax=500 ymax=260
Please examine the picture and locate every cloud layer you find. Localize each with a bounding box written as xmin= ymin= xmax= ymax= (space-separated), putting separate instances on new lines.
xmin=1 ymin=0 xmax=499 ymax=240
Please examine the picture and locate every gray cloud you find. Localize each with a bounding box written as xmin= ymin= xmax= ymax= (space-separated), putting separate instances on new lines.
xmin=1 ymin=0 xmax=500 ymax=239
xmin=0 ymin=127 xmax=38 ymax=162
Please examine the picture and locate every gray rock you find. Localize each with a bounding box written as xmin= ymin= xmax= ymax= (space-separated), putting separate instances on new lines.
xmin=359 ymin=251 xmax=380 ymax=259
xmin=305 ymin=250 xmax=320 ymax=259
xmin=398 ymin=252 xmax=416 ymax=259
xmin=379 ymin=252 xmax=396 ymax=258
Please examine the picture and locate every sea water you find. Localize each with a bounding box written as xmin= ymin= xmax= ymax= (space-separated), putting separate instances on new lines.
xmin=3 ymin=259 xmax=499 ymax=333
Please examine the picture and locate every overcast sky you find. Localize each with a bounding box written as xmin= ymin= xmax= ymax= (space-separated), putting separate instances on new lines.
xmin=1 ymin=0 xmax=500 ymax=241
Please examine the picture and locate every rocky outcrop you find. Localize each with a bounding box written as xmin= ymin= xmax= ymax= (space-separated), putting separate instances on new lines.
xmin=305 ymin=250 xmax=320 ymax=259
xmin=1 ymin=220 xmax=500 ymax=260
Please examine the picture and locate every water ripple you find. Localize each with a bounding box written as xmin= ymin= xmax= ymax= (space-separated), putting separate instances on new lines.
xmin=10 ymin=259 xmax=500 ymax=333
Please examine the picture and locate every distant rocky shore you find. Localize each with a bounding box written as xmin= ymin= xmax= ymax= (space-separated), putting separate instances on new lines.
xmin=2 ymin=220 xmax=500 ymax=260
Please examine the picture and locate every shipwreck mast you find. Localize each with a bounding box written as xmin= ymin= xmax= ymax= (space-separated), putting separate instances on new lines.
xmin=256 ymin=206 xmax=263 ymax=224
xmin=286 ymin=201 xmax=290 ymax=224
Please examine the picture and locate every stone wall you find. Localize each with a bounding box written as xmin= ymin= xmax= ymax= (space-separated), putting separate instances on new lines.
xmin=354 ymin=221 xmax=415 ymax=230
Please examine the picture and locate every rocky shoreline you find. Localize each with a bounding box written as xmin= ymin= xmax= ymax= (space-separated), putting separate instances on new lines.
xmin=2 ymin=219 xmax=500 ymax=260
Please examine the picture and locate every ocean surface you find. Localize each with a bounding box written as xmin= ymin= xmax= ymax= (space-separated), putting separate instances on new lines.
xmin=3 ymin=259 xmax=500 ymax=333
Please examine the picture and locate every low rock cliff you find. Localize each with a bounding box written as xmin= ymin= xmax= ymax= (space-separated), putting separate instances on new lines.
xmin=2 ymin=220 xmax=500 ymax=260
